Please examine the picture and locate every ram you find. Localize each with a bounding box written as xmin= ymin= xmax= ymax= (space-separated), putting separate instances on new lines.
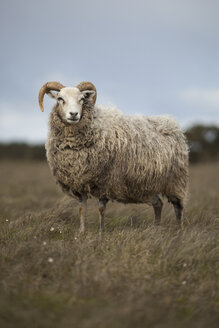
xmin=38 ymin=81 xmax=189 ymax=232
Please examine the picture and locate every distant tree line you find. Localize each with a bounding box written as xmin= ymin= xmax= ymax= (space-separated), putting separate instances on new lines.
xmin=0 ymin=143 xmax=46 ymax=161
xmin=0 ymin=125 xmax=218 ymax=163
xmin=185 ymin=125 xmax=219 ymax=163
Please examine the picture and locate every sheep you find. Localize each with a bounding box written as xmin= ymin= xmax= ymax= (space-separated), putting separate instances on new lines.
xmin=38 ymin=81 xmax=189 ymax=233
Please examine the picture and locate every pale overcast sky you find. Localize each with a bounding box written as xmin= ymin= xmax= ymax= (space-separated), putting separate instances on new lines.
xmin=0 ymin=0 xmax=219 ymax=143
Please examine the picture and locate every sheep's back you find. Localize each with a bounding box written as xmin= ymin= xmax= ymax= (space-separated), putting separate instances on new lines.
xmin=94 ymin=113 xmax=188 ymax=202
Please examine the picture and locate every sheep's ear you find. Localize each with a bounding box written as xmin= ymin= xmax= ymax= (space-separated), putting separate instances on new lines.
xmin=47 ymin=91 xmax=58 ymax=100
xmin=81 ymin=90 xmax=96 ymax=101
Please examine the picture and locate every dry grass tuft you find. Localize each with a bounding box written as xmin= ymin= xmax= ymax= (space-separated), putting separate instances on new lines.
xmin=0 ymin=161 xmax=218 ymax=327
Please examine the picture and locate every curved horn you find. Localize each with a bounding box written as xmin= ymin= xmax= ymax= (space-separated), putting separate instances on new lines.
xmin=38 ymin=81 xmax=65 ymax=112
xmin=76 ymin=81 xmax=97 ymax=104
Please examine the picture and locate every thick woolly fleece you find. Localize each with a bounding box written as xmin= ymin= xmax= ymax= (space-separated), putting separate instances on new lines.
xmin=46 ymin=101 xmax=189 ymax=205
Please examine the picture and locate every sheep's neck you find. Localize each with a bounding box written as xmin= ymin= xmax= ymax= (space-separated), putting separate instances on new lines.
xmin=49 ymin=106 xmax=95 ymax=149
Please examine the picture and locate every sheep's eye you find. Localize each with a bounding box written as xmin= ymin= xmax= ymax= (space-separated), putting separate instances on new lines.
xmin=79 ymin=97 xmax=84 ymax=103
xmin=58 ymin=97 xmax=64 ymax=103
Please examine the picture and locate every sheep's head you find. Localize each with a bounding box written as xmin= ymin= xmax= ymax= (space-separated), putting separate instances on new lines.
xmin=38 ymin=81 xmax=97 ymax=124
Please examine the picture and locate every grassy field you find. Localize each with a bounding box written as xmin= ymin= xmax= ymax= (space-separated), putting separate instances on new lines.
xmin=0 ymin=161 xmax=218 ymax=328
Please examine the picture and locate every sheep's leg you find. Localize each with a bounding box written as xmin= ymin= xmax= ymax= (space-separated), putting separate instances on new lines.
xmin=171 ymin=198 xmax=183 ymax=224
xmin=79 ymin=195 xmax=87 ymax=233
xmin=98 ymin=198 xmax=108 ymax=232
xmin=152 ymin=196 xmax=163 ymax=225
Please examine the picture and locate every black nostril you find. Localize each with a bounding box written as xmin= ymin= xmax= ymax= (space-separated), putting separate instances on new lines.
xmin=69 ymin=112 xmax=78 ymax=117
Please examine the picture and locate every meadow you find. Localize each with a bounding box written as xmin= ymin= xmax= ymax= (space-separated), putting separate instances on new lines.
xmin=0 ymin=160 xmax=218 ymax=327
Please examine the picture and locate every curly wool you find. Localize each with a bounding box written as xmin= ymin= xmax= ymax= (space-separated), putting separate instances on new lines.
xmin=46 ymin=102 xmax=189 ymax=204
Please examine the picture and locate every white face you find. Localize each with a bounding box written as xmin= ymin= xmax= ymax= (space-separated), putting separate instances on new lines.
xmin=48 ymin=87 xmax=95 ymax=124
